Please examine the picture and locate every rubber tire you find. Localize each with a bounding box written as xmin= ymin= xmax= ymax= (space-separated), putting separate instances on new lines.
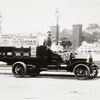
xmin=89 ymin=67 xmax=98 ymax=79
xmin=12 ymin=62 xmax=27 ymax=78
xmin=74 ymin=64 xmax=90 ymax=80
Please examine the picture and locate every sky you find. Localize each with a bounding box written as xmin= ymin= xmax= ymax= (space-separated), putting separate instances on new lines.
xmin=0 ymin=0 xmax=100 ymax=34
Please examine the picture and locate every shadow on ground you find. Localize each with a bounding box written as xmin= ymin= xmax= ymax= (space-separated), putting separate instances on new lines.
xmin=0 ymin=72 xmax=76 ymax=80
xmin=0 ymin=71 xmax=100 ymax=80
xmin=38 ymin=73 xmax=76 ymax=80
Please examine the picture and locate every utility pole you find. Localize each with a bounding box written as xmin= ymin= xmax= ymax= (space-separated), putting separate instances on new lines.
xmin=55 ymin=8 xmax=60 ymax=45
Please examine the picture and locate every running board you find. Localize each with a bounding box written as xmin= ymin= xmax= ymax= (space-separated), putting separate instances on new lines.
xmin=40 ymin=68 xmax=48 ymax=71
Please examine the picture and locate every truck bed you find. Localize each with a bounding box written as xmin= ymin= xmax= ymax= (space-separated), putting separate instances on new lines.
xmin=0 ymin=46 xmax=37 ymax=65
xmin=0 ymin=56 xmax=38 ymax=65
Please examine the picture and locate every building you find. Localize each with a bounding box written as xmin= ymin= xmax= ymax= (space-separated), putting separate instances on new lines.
xmin=50 ymin=26 xmax=60 ymax=42
xmin=0 ymin=32 xmax=46 ymax=57
xmin=76 ymin=41 xmax=100 ymax=60
xmin=50 ymin=24 xmax=83 ymax=51
xmin=72 ymin=24 xmax=83 ymax=51
xmin=0 ymin=33 xmax=38 ymax=47
xmin=59 ymin=28 xmax=72 ymax=41
xmin=0 ymin=12 xmax=2 ymax=33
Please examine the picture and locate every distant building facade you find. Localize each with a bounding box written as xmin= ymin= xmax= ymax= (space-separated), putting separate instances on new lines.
xmin=59 ymin=29 xmax=72 ymax=41
xmin=50 ymin=26 xmax=56 ymax=41
xmin=0 ymin=33 xmax=46 ymax=57
xmin=50 ymin=24 xmax=83 ymax=51
xmin=0 ymin=34 xmax=38 ymax=47
xmin=0 ymin=12 xmax=2 ymax=33
xmin=72 ymin=24 xmax=83 ymax=51
xmin=50 ymin=26 xmax=60 ymax=42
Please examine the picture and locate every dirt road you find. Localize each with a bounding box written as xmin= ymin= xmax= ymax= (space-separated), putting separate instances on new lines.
xmin=0 ymin=67 xmax=100 ymax=100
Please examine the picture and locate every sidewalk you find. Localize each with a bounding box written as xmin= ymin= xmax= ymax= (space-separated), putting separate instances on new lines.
xmin=0 ymin=65 xmax=12 ymax=75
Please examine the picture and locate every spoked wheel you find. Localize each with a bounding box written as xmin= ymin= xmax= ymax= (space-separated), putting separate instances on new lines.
xmin=89 ymin=67 xmax=98 ymax=79
xmin=74 ymin=64 xmax=90 ymax=80
xmin=12 ymin=62 xmax=27 ymax=78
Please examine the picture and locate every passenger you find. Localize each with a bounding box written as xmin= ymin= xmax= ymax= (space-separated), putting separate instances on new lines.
xmin=59 ymin=50 xmax=70 ymax=62
xmin=58 ymin=48 xmax=75 ymax=62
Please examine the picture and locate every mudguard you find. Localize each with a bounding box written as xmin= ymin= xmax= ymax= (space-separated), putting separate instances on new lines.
xmin=67 ymin=61 xmax=89 ymax=72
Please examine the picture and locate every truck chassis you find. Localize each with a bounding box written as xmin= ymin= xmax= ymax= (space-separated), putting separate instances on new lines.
xmin=0 ymin=46 xmax=99 ymax=80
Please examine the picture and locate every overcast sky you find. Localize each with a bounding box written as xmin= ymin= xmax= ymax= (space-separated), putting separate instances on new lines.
xmin=0 ymin=0 xmax=100 ymax=34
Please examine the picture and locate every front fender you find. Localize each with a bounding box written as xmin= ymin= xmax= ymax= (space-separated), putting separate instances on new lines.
xmin=93 ymin=64 xmax=99 ymax=69
xmin=68 ymin=61 xmax=89 ymax=72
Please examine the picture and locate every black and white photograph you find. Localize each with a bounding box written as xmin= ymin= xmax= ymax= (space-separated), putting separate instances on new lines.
xmin=0 ymin=0 xmax=100 ymax=100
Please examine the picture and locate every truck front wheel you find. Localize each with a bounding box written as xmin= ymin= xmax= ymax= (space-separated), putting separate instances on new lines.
xmin=12 ymin=62 xmax=27 ymax=78
xmin=74 ymin=64 xmax=90 ymax=80
xmin=89 ymin=65 xmax=98 ymax=79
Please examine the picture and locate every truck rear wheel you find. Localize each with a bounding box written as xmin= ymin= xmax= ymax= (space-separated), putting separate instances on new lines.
xmin=12 ymin=62 xmax=27 ymax=78
xmin=74 ymin=64 xmax=90 ymax=80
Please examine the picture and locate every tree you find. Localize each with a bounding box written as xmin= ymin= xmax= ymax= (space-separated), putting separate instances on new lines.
xmin=60 ymin=37 xmax=72 ymax=50
xmin=85 ymin=23 xmax=100 ymax=41
xmin=86 ymin=23 xmax=100 ymax=34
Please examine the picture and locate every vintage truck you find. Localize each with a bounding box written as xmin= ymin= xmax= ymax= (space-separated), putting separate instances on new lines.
xmin=0 ymin=46 xmax=99 ymax=80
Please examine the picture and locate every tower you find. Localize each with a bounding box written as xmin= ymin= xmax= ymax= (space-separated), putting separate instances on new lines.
xmin=55 ymin=8 xmax=60 ymax=45
xmin=0 ymin=12 xmax=2 ymax=33
xmin=72 ymin=24 xmax=83 ymax=51
xmin=50 ymin=26 xmax=56 ymax=41
xmin=50 ymin=26 xmax=60 ymax=42
xmin=0 ymin=12 xmax=2 ymax=46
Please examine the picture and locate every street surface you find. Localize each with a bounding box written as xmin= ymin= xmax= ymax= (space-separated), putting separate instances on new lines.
xmin=0 ymin=66 xmax=100 ymax=100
